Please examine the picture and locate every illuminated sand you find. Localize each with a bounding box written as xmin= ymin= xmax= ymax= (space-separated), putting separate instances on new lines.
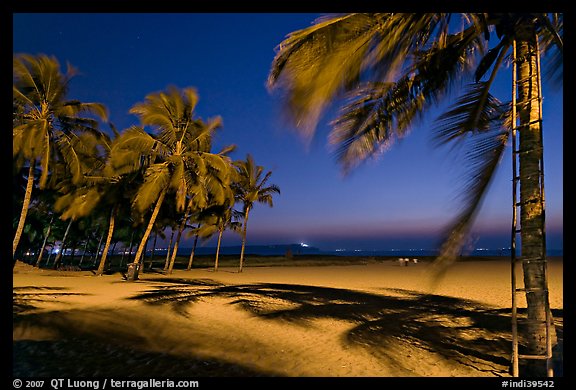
xmin=13 ymin=259 xmax=563 ymax=377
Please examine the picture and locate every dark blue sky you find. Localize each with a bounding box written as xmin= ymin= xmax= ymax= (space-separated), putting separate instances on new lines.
xmin=13 ymin=13 xmax=563 ymax=251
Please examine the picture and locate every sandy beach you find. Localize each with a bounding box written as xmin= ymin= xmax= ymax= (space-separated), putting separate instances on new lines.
xmin=13 ymin=258 xmax=563 ymax=378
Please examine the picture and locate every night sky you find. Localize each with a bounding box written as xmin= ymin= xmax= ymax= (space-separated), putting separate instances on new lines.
xmin=12 ymin=13 xmax=563 ymax=252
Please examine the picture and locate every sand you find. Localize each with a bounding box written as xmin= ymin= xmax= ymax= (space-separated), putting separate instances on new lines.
xmin=13 ymin=258 xmax=563 ymax=378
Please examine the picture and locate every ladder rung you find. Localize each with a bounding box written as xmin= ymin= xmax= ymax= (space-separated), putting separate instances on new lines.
xmin=512 ymin=260 xmax=547 ymax=266
xmin=519 ymin=256 xmax=547 ymax=263
xmin=513 ymin=147 xmax=543 ymax=155
xmin=514 ymin=318 xmax=549 ymax=325
xmin=518 ymin=354 xmax=551 ymax=360
xmin=514 ymin=287 xmax=548 ymax=293
xmin=514 ymin=96 xmax=542 ymax=106
xmin=513 ymin=119 xmax=543 ymax=130
xmin=513 ymin=226 xmax=543 ymax=235
xmin=511 ymin=174 xmax=540 ymax=181
xmin=515 ymin=66 xmax=539 ymax=80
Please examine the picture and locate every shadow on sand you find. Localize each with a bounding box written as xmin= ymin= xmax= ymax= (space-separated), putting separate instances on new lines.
xmin=131 ymin=278 xmax=563 ymax=376
xmin=13 ymin=285 xmax=271 ymax=377
xmin=13 ymin=279 xmax=563 ymax=377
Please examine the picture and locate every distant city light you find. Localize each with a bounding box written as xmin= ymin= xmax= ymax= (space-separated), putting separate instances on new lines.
xmin=300 ymin=242 xmax=309 ymax=247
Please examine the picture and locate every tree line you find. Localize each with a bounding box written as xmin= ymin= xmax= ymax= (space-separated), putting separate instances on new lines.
xmin=13 ymin=54 xmax=280 ymax=277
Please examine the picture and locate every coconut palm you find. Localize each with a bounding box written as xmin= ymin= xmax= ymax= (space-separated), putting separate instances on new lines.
xmin=195 ymin=203 xmax=241 ymax=272
xmin=112 ymin=86 xmax=235 ymax=280
xmin=233 ymin=154 xmax=280 ymax=272
xmin=268 ymin=13 xmax=562 ymax=376
xmin=49 ymin=123 xmax=136 ymax=275
xmin=165 ymin=143 xmax=236 ymax=274
xmin=13 ymin=54 xmax=108 ymax=259
xmin=186 ymin=225 xmax=201 ymax=270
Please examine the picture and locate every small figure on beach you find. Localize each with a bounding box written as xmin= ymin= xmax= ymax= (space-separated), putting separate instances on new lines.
xmin=399 ymin=258 xmax=409 ymax=266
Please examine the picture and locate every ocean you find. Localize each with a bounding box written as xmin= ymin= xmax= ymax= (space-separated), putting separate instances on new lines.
xmin=150 ymin=244 xmax=563 ymax=258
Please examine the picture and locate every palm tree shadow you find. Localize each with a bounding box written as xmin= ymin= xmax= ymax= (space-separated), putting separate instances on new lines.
xmin=13 ymin=283 xmax=277 ymax=377
xmin=132 ymin=279 xmax=563 ymax=376
xmin=13 ymin=286 xmax=88 ymax=317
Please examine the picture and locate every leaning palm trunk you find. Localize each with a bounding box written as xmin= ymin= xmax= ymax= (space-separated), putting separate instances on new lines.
xmin=13 ymin=162 xmax=35 ymax=263
xmin=96 ymin=206 xmax=117 ymax=276
xmin=52 ymin=219 xmax=73 ymax=269
xmin=79 ymin=226 xmax=98 ymax=268
xmin=239 ymin=206 xmax=251 ymax=273
xmin=163 ymin=229 xmax=175 ymax=271
xmin=214 ymin=227 xmax=224 ymax=272
xmin=516 ymin=28 xmax=556 ymax=375
xmin=167 ymin=209 xmax=191 ymax=275
xmin=91 ymin=230 xmax=106 ymax=267
xmin=128 ymin=190 xmax=167 ymax=280
xmin=128 ymin=232 xmax=137 ymax=263
xmin=187 ymin=231 xmax=199 ymax=270
xmin=36 ymin=214 xmax=54 ymax=267
xmin=148 ymin=231 xmax=158 ymax=269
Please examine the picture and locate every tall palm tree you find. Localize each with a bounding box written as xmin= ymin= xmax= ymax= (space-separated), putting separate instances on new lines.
xmin=13 ymin=54 xmax=108 ymax=259
xmin=165 ymin=144 xmax=237 ymax=275
xmin=112 ymin=86 xmax=234 ymax=280
xmin=195 ymin=203 xmax=241 ymax=272
xmin=268 ymin=13 xmax=562 ymax=376
xmin=233 ymin=154 xmax=280 ymax=272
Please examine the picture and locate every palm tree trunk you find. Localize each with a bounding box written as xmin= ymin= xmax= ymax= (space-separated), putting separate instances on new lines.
xmin=148 ymin=230 xmax=158 ymax=270
xmin=131 ymin=190 xmax=167 ymax=268
xmin=110 ymin=241 xmax=118 ymax=270
xmin=13 ymin=162 xmax=36 ymax=263
xmin=53 ymin=219 xmax=73 ymax=269
xmin=239 ymin=206 xmax=251 ymax=273
xmin=92 ymin=229 xmax=106 ymax=267
xmin=214 ymin=227 xmax=223 ymax=272
xmin=46 ymin=245 xmax=54 ymax=266
xmin=163 ymin=229 xmax=175 ymax=271
xmin=516 ymin=27 xmax=554 ymax=376
xmin=96 ymin=206 xmax=117 ymax=276
xmin=187 ymin=229 xmax=199 ymax=270
xmin=123 ymin=230 xmax=136 ymax=267
xmin=36 ymin=214 xmax=54 ymax=267
xmin=141 ymin=234 xmax=150 ymax=274
xmin=120 ymin=243 xmax=127 ymax=266
xmin=167 ymin=210 xmax=191 ymax=275
xmin=79 ymin=226 xmax=96 ymax=268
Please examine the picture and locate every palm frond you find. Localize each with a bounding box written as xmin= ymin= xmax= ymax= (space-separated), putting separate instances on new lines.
xmin=133 ymin=163 xmax=170 ymax=213
xmin=268 ymin=13 xmax=392 ymax=138
xmin=55 ymin=187 xmax=103 ymax=220
xmin=474 ymin=38 xmax=508 ymax=82
xmin=54 ymin=132 xmax=85 ymax=185
xmin=168 ymin=156 xmax=188 ymax=212
xmin=330 ymin=25 xmax=485 ymax=173
xmin=428 ymin=90 xmax=511 ymax=284
xmin=538 ymin=14 xmax=563 ymax=86
xmin=109 ymin=126 xmax=158 ymax=173
xmin=13 ymin=54 xmax=73 ymax=106
xmin=59 ymin=101 xmax=109 ymax=122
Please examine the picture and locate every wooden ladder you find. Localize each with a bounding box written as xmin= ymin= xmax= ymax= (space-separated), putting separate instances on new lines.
xmin=510 ymin=38 xmax=553 ymax=377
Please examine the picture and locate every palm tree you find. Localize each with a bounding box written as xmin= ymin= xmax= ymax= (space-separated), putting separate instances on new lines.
xmin=112 ymin=86 xmax=234 ymax=280
xmin=233 ymin=154 xmax=280 ymax=272
xmin=186 ymin=224 xmax=201 ymax=270
xmin=195 ymin=203 xmax=241 ymax=272
xmin=166 ymin=148 xmax=237 ymax=274
xmin=267 ymin=13 xmax=562 ymax=376
xmin=13 ymin=54 xmax=108 ymax=260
